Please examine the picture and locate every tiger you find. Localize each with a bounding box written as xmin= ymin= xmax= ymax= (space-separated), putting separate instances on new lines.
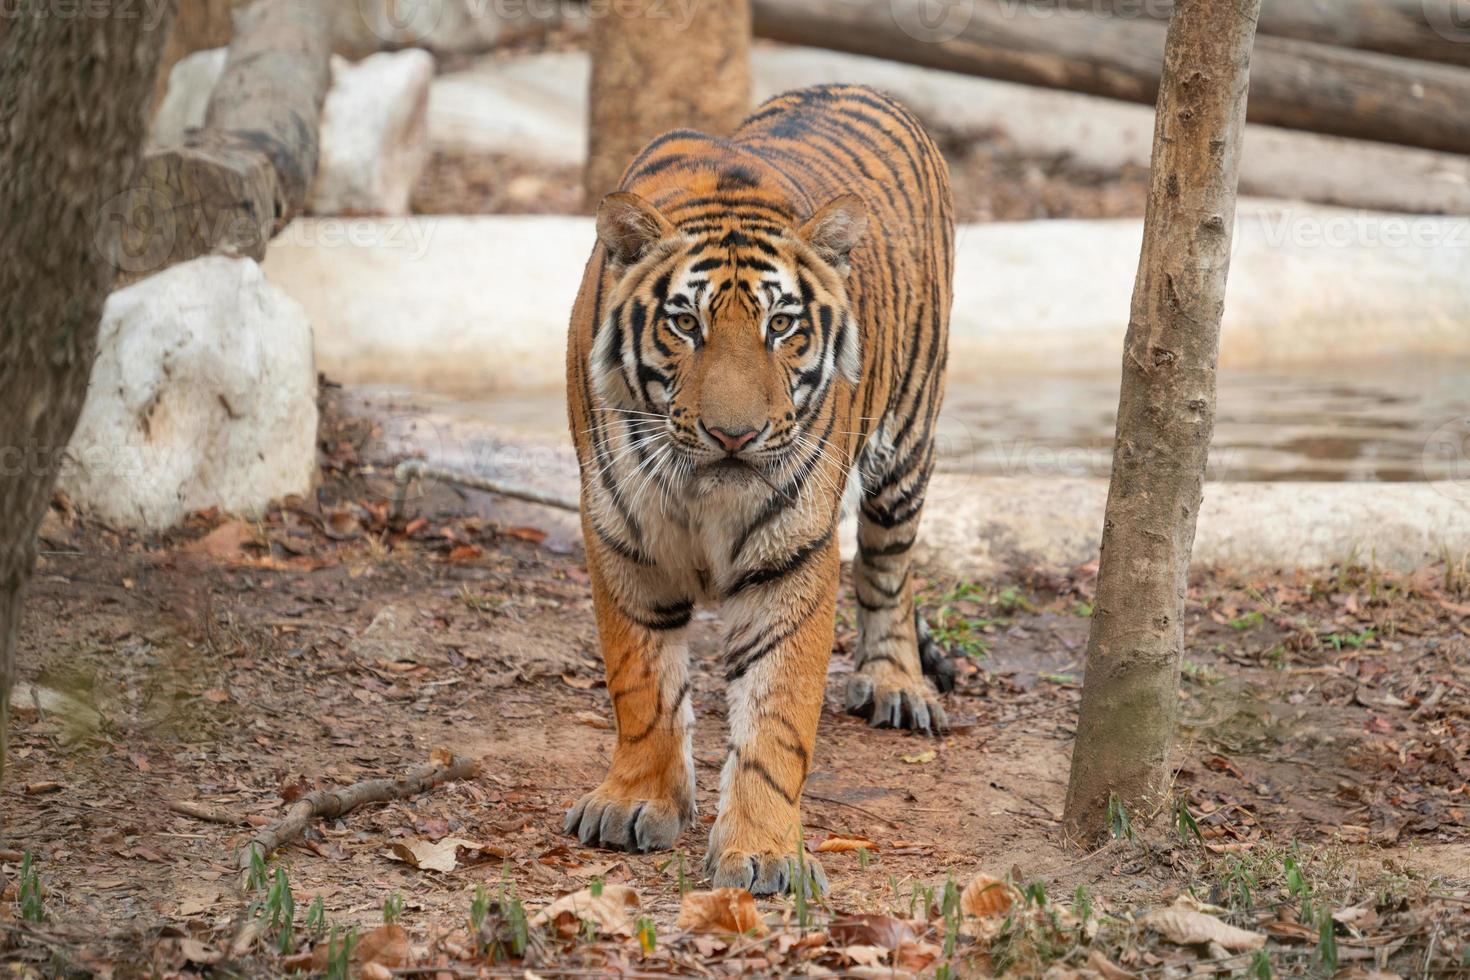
xmin=563 ymin=84 xmax=955 ymax=895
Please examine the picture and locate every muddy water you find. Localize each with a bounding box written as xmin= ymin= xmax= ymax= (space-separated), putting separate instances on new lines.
xmin=349 ymin=356 xmax=1470 ymax=486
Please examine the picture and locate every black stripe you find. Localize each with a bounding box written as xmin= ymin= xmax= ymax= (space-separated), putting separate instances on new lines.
xmin=726 ymin=527 xmax=832 ymax=598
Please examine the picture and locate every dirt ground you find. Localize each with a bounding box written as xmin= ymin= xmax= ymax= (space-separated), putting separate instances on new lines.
xmin=2 ymin=392 xmax=1466 ymax=977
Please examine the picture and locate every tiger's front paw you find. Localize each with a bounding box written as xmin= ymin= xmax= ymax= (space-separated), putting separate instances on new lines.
xmin=706 ymin=845 xmax=828 ymax=898
xmin=564 ymin=789 xmax=689 ymax=853
xmin=845 ymin=668 xmax=948 ymax=735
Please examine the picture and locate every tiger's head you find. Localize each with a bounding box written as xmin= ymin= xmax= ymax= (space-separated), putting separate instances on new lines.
xmin=589 ymin=189 xmax=867 ymax=483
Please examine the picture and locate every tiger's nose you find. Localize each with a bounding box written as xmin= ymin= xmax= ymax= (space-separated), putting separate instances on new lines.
xmin=703 ymin=423 xmax=760 ymax=454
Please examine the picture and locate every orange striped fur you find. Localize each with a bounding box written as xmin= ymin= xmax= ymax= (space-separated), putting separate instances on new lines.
xmin=564 ymin=85 xmax=955 ymax=895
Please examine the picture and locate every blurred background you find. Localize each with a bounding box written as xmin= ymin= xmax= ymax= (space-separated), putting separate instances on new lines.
xmin=70 ymin=0 xmax=1470 ymax=569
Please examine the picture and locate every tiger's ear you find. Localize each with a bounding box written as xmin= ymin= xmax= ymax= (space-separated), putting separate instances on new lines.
xmin=798 ymin=194 xmax=867 ymax=274
xmin=597 ymin=191 xmax=676 ymax=267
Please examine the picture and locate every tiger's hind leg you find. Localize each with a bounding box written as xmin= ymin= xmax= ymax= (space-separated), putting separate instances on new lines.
xmin=844 ymin=439 xmax=950 ymax=735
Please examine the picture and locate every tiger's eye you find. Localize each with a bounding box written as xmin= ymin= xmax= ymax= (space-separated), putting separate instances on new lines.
xmin=674 ymin=313 xmax=698 ymax=335
xmin=770 ymin=314 xmax=793 ymax=335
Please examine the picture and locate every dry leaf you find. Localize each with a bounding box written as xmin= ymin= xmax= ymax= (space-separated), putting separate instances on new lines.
xmin=1142 ymin=904 xmax=1265 ymax=951
xmin=356 ymin=925 xmax=409 ymax=968
xmin=386 ymin=837 xmax=504 ymax=873
xmin=186 ymin=520 xmax=253 ymax=559
xmin=840 ymin=944 xmax=888 ymax=967
xmin=177 ymin=938 xmax=221 ymax=965
xmin=902 ymin=750 xmax=936 ymax=764
xmin=502 ymin=525 xmax=548 ymax=544
xmin=573 ymin=710 xmax=613 ymax=730
xmin=960 ymin=873 xmax=1016 ymax=918
xmin=676 ymin=888 xmax=768 ymax=936
xmin=829 ymin=913 xmax=916 ymax=949
xmin=816 ymin=834 xmax=879 ymax=854
xmin=290 ymin=923 xmax=408 ymax=973
xmin=895 ymin=938 xmax=943 ymax=971
xmin=446 ymin=543 xmax=483 ymax=563
xmin=561 ymin=673 xmax=599 ymax=690
xmin=1087 ymin=949 xmax=1136 ymax=979
xmin=532 ymin=884 xmax=640 ymax=937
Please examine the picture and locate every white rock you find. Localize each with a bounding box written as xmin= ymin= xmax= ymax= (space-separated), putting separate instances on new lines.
xmin=311 ymin=49 xmax=436 ymax=216
xmin=428 ymin=50 xmax=587 ymax=164
xmin=60 ymin=257 xmax=318 ymax=530
xmin=149 ymin=47 xmax=226 ymax=148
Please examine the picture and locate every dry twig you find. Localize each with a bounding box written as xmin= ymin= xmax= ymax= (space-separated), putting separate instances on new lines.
xmin=235 ymin=752 xmax=480 ymax=890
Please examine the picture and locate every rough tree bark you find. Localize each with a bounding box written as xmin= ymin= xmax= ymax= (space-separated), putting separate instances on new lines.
xmin=750 ymin=0 xmax=1470 ymax=156
xmin=584 ymin=0 xmax=751 ymax=206
xmin=0 ymin=0 xmax=177 ymax=784
xmin=129 ymin=0 xmax=330 ymax=282
xmin=1061 ymin=0 xmax=1261 ymax=842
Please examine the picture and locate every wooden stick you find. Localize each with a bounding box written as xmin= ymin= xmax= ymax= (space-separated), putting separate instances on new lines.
xmin=167 ymin=799 xmax=246 ymax=826
xmin=235 ymin=752 xmax=480 ymax=890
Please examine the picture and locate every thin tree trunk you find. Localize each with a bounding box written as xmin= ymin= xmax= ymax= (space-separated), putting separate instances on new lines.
xmin=0 ymin=0 xmax=176 ymax=783
xmin=1061 ymin=0 xmax=1260 ymax=843
xmin=584 ymin=0 xmax=751 ymax=206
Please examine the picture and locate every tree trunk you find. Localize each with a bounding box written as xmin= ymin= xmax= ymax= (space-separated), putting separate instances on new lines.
xmin=129 ymin=0 xmax=331 ymax=283
xmin=1061 ymin=0 xmax=1260 ymax=843
xmin=1052 ymin=0 xmax=1470 ymax=69
xmin=150 ymin=0 xmax=251 ymax=111
xmin=584 ymin=0 xmax=751 ymax=206
xmin=750 ymin=0 xmax=1470 ymax=157
xmin=0 ymin=0 xmax=176 ymax=783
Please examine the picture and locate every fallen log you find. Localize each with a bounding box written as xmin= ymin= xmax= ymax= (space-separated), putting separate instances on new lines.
xmin=126 ymin=0 xmax=329 ymax=282
xmin=1050 ymin=0 xmax=1470 ymax=69
xmin=750 ymin=0 xmax=1470 ymax=157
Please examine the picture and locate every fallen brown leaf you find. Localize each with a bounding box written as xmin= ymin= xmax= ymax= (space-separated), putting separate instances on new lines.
xmin=676 ymin=887 xmax=768 ymax=936
xmin=815 ymin=834 xmax=879 ymax=854
xmin=185 ymin=520 xmax=254 ymax=559
xmin=1143 ymin=902 xmax=1265 ymax=951
xmin=1087 ymin=949 xmax=1136 ymax=979
xmin=960 ymin=873 xmax=1016 ymax=918
xmin=531 ymin=884 xmax=640 ymax=937
xmin=386 ymin=837 xmax=504 ymax=873
xmin=828 ymin=913 xmax=915 ymax=949
xmin=287 ymin=923 xmax=408 ymax=973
